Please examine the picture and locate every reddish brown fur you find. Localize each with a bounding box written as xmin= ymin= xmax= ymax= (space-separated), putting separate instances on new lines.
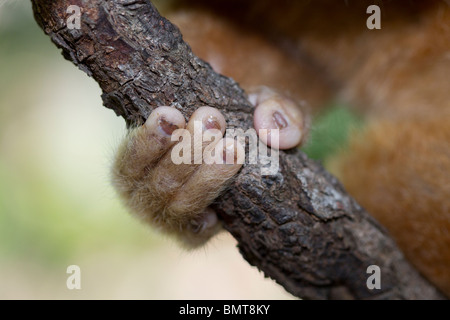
xmin=330 ymin=115 xmax=450 ymax=297
xmin=167 ymin=9 xmax=331 ymax=111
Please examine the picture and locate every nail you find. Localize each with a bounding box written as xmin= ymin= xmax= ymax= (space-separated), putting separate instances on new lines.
xmin=204 ymin=116 xmax=221 ymax=131
xmin=273 ymin=111 xmax=288 ymax=129
xmin=158 ymin=117 xmax=178 ymax=136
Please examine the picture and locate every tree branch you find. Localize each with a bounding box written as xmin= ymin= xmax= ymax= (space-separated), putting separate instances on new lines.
xmin=31 ymin=0 xmax=444 ymax=299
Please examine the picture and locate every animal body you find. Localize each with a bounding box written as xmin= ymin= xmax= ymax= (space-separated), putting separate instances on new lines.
xmin=113 ymin=0 xmax=450 ymax=296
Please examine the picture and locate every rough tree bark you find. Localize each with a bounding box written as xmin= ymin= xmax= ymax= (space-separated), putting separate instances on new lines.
xmin=31 ymin=0 xmax=444 ymax=299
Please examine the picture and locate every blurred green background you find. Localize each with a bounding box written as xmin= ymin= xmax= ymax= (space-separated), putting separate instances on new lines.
xmin=0 ymin=0 xmax=360 ymax=299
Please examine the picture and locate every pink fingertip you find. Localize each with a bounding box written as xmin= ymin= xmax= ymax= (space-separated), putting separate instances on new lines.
xmin=253 ymin=96 xmax=304 ymax=150
xmin=187 ymin=106 xmax=227 ymax=136
xmin=145 ymin=106 xmax=186 ymax=136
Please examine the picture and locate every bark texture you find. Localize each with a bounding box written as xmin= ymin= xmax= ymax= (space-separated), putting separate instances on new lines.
xmin=31 ymin=0 xmax=444 ymax=299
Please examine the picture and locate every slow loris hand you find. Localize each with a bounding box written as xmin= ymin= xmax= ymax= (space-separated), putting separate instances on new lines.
xmin=112 ymin=88 xmax=306 ymax=248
